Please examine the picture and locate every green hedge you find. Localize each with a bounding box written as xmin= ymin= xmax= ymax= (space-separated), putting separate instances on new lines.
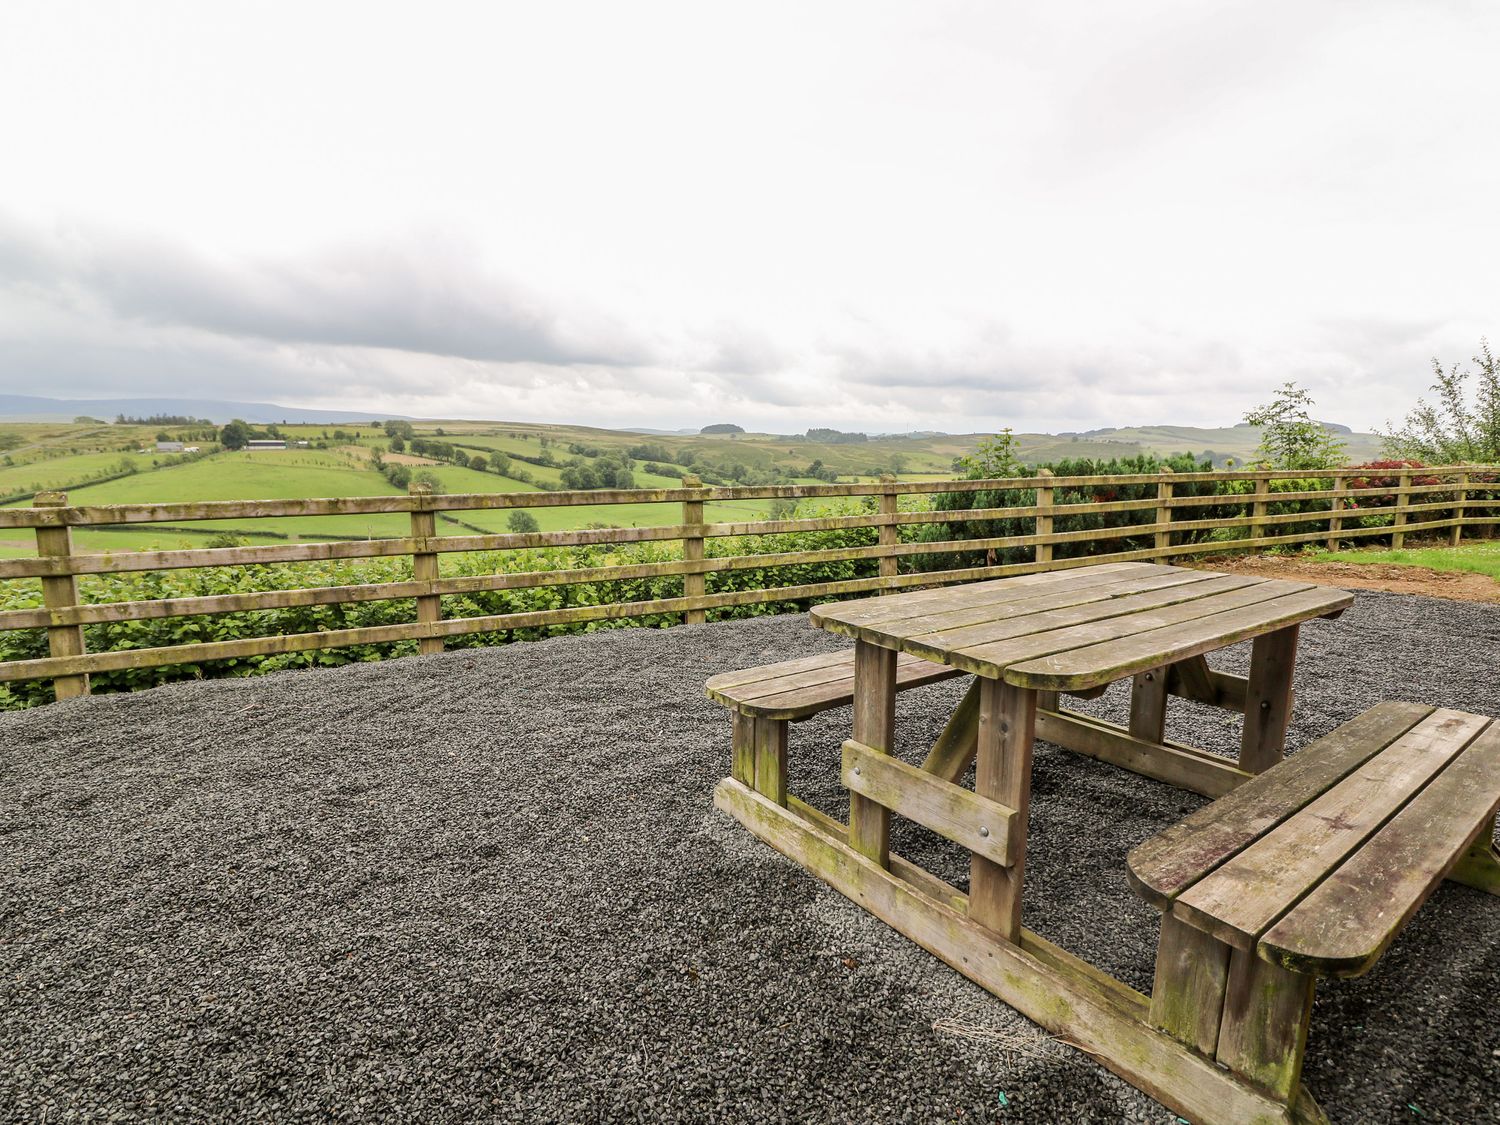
xmin=0 ymin=500 xmax=885 ymax=709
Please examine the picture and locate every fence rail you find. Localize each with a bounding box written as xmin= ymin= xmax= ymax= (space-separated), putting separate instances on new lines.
xmin=2 ymin=465 xmax=1496 ymax=704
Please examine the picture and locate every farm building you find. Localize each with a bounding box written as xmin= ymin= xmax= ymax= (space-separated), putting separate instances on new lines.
xmin=245 ymin=439 xmax=288 ymax=450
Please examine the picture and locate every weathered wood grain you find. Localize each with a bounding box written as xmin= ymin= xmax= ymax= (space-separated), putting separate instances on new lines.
xmin=731 ymin=712 xmax=755 ymax=785
xmin=1034 ymin=468 xmax=1054 ymax=565
xmin=409 ymin=484 xmax=443 ymax=656
xmin=842 ymin=738 xmax=1017 ymax=867
xmin=848 ymin=640 xmax=897 ymax=868
xmin=1129 ymin=667 xmax=1170 ymax=744
xmin=949 ymin=580 xmax=1307 ymax=685
xmin=1392 ymin=468 xmax=1411 ymax=548
xmin=1215 ymin=947 xmax=1315 ymax=1104
xmin=1001 ymin=586 xmax=1352 ymax=691
xmin=1173 ymin=709 xmax=1489 ymax=950
xmin=1150 ymin=911 xmax=1232 ymax=1057
xmin=811 ymin=562 xmax=1154 ymax=632
xmin=714 ymin=778 xmax=1329 ymax=1125
xmin=1240 ymin=625 xmax=1299 ymax=773
xmin=1037 ymin=707 xmax=1252 ymax=798
xmin=904 ymin=573 xmax=1252 ymax=662
xmin=681 ymin=475 xmax=707 ymax=624
xmin=968 ymin=679 xmax=1035 ymax=942
xmin=1125 ymin=701 xmax=1432 ymax=909
xmin=32 ymin=493 xmax=89 ymax=700
xmin=1258 ymin=719 xmax=1500 ymax=977
xmin=1448 ymin=822 xmax=1500 ymax=896
xmin=753 ymin=716 xmax=789 ymax=807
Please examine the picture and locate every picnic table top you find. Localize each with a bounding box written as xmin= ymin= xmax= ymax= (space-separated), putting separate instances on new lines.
xmin=809 ymin=562 xmax=1354 ymax=691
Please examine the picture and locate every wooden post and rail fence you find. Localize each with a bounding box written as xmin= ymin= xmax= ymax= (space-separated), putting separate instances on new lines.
xmin=1 ymin=465 xmax=1496 ymax=705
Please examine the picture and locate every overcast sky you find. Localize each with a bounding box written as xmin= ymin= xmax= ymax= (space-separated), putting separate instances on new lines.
xmin=1 ymin=1 xmax=1496 ymax=433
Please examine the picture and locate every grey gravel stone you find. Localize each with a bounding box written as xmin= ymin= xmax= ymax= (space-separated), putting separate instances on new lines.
xmin=2 ymin=589 xmax=1497 ymax=1123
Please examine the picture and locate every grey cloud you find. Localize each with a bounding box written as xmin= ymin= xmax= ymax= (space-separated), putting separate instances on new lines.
xmin=0 ymin=219 xmax=656 ymax=369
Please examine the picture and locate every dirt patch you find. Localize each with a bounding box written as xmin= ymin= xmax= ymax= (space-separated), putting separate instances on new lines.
xmin=1192 ymin=553 xmax=1500 ymax=604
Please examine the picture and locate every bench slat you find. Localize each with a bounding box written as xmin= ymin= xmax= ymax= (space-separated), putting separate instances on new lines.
xmin=719 ymin=651 xmax=937 ymax=705
xmin=1126 ymin=701 xmax=1433 ymax=909
xmin=706 ymin=649 xmax=964 ymax=720
xmin=1259 ymin=720 xmax=1500 ymax=977
xmin=736 ymin=660 xmax=963 ymax=720
xmin=706 ymin=649 xmax=863 ymax=692
xmin=1173 ymin=709 xmax=1490 ymax=951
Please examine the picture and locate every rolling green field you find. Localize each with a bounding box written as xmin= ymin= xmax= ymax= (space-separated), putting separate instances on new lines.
xmin=0 ymin=443 xmax=784 ymax=558
xmin=0 ymin=410 xmax=1395 ymax=562
xmin=0 ymin=449 xmax=151 ymax=497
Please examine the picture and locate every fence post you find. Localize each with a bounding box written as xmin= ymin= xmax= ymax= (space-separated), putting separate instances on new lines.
xmin=1250 ymin=474 xmax=1270 ymax=545
xmin=1154 ymin=467 xmax=1174 ymax=562
xmin=1034 ymin=468 xmax=1054 ymax=567
xmin=1450 ymin=470 xmax=1468 ymax=547
xmin=878 ymin=473 xmax=899 ymax=585
xmin=1326 ymin=472 xmax=1345 ymax=552
xmin=32 ymin=492 xmax=90 ymax=701
xmin=409 ymin=483 xmax=444 ymax=655
xmin=1392 ymin=468 xmax=1411 ymax=549
xmin=681 ymin=475 xmax=706 ymax=624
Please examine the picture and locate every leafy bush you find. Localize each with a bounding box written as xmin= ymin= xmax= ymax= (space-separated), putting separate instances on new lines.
xmin=911 ymin=451 xmax=1219 ymax=571
xmin=1382 ymin=339 xmax=1500 ymax=463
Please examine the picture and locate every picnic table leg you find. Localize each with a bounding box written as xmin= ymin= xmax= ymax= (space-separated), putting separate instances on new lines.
xmin=1149 ymin=912 xmax=1232 ymax=1057
xmin=1215 ymin=945 xmax=1316 ymax=1105
xmin=1128 ymin=667 xmax=1170 ymax=744
xmin=1449 ymin=818 xmax=1500 ymax=895
xmin=731 ymin=713 xmax=756 ymax=786
xmin=752 ymin=718 xmax=789 ymax=808
xmin=968 ymin=677 xmax=1036 ymax=943
xmin=1241 ymin=624 xmax=1300 ymax=774
xmin=848 ymin=640 xmax=897 ymax=868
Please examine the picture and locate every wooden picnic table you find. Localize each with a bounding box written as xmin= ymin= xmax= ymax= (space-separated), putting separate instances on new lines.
xmin=806 ymin=561 xmax=1353 ymax=945
xmin=712 ymin=561 xmax=1365 ymax=1125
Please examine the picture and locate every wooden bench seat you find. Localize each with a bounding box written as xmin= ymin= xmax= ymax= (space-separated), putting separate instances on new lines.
xmin=706 ymin=648 xmax=964 ymax=720
xmin=1126 ymin=700 xmax=1500 ymax=1108
xmin=705 ymin=649 xmax=966 ymax=805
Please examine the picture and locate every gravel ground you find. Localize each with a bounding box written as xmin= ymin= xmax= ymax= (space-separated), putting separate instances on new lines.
xmin=3 ymin=589 xmax=1499 ymax=1124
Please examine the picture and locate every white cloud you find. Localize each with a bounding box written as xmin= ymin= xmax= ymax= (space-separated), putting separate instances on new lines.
xmin=0 ymin=0 xmax=1495 ymax=433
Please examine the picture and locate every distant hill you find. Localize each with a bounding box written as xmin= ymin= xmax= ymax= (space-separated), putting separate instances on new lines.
xmin=1059 ymin=423 xmax=1383 ymax=466
xmin=0 ymin=394 xmax=413 ymax=425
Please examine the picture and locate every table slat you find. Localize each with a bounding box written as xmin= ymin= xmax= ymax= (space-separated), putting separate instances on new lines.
xmin=811 ymin=561 xmax=1158 ymax=629
xmin=1001 ymin=586 xmax=1352 ymax=690
xmin=947 ymin=580 xmax=1315 ymax=682
xmin=882 ymin=566 xmax=1219 ymax=645
xmin=911 ymin=573 xmax=1252 ymax=659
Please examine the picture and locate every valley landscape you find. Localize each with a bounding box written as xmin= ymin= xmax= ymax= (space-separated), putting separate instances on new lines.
xmin=0 ymin=403 xmax=1385 ymax=558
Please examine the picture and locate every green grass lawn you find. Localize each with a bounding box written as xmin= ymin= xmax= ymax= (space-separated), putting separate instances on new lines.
xmin=0 ymin=448 xmax=788 ymax=557
xmin=1311 ymin=540 xmax=1500 ymax=581
xmin=0 ymin=450 xmax=153 ymax=496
